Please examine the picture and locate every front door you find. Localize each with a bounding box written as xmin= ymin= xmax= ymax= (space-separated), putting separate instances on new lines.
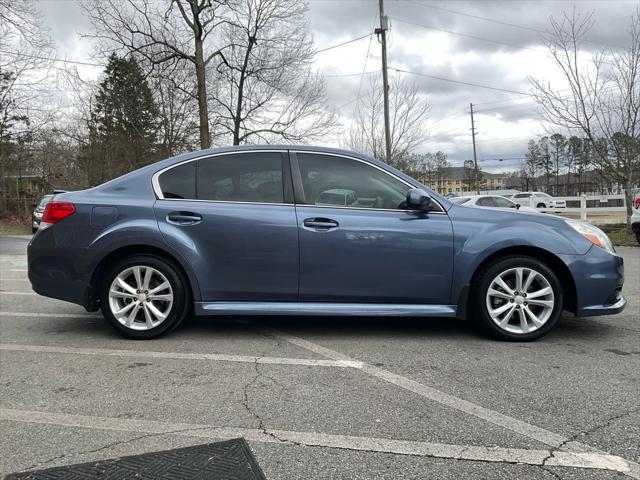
xmin=293 ymin=152 xmax=454 ymax=305
xmin=154 ymin=150 xmax=298 ymax=302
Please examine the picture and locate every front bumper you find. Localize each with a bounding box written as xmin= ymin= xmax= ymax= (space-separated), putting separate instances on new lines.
xmin=564 ymin=246 xmax=626 ymax=317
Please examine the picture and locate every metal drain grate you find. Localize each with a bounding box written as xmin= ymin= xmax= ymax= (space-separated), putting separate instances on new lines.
xmin=5 ymin=438 xmax=267 ymax=480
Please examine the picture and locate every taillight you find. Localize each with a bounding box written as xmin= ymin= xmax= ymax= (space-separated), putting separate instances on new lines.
xmin=41 ymin=201 xmax=75 ymax=227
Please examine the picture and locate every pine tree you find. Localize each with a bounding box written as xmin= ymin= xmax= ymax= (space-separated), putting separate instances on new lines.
xmin=84 ymin=54 xmax=160 ymax=185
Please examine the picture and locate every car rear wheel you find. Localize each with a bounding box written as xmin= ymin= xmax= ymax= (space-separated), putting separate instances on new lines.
xmin=100 ymin=255 xmax=189 ymax=339
xmin=471 ymin=256 xmax=563 ymax=341
xmin=536 ymin=202 xmax=546 ymax=208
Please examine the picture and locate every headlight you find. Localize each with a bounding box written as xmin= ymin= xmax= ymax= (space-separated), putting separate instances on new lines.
xmin=34 ymin=211 xmax=42 ymax=219
xmin=565 ymin=219 xmax=615 ymax=254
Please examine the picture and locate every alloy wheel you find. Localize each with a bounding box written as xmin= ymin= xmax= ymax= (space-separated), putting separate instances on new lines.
xmin=108 ymin=265 xmax=174 ymax=331
xmin=485 ymin=267 xmax=555 ymax=335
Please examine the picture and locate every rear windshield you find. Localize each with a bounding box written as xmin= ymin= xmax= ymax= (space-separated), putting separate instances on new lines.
xmin=451 ymin=197 xmax=471 ymax=205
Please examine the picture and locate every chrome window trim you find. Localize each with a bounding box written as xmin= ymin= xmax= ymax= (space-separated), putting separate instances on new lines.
xmin=151 ymin=148 xmax=445 ymax=213
xmin=292 ymin=149 xmax=446 ymax=214
xmin=151 ymin=149 xmax=289 ymax=202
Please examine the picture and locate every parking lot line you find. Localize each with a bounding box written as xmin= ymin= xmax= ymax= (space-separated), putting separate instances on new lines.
xmin=0 ymin=292 xmax=36 ymax=296
xmin=0 ymin=311 xmax=100 ymax=319
xmin=0 ymin=344 xmax=363 ymax=369
xmin=256 ymin=326 xmax=640 ymax=479
xmin=0 ymin=408 xmax=631 ymax=473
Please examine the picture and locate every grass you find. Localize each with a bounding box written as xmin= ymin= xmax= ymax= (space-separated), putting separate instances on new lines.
xmin=0 ymin=223 xmax=31 ymax=236
xmin=600 ymin=223 xmax=639 ymax=247
xmin=0 ymin=215 xmax=32 ymax=236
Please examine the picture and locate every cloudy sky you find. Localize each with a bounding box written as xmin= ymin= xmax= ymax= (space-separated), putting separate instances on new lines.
xmin=36 ymin=0 xmax=639 ymax=171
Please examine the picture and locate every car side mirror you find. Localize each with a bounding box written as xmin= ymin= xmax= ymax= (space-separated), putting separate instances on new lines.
xmin=407 ymin=188 xmax=433 ymax=211
xmin=516 ymin=203 xmax=521 ymax=209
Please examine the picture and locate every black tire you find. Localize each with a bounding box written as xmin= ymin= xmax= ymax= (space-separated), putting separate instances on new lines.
xmin=536 ymin=203 xmax=546 ymax=208
xmin=99 ymin=254 xmax=190 ymax=339
xmin=32 ymin=227 xmax=37 ymax=234
xmin=470 ymin=255 xmax=563 ymax=341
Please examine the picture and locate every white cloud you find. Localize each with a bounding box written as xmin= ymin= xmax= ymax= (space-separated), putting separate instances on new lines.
xmin=35 ymin=0 xmax=638 ymax=169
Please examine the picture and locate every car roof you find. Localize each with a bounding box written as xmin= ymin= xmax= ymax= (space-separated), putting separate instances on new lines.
xmin=84 ymin=145 xmax=452 ymax=209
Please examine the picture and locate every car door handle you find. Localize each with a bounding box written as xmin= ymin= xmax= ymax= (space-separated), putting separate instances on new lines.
xmin=303 ymin=218 xmax=339 ymax=230
xmin=166 ymin=212 xmax=202 ymax=226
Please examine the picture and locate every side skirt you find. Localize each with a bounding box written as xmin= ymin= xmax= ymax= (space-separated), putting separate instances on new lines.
xmin=194 ymin=302 xmax=458 ymax=317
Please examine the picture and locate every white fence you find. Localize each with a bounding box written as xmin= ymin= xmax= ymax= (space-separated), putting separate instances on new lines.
xmin=541 ymin=194 xmax=627 ymax=223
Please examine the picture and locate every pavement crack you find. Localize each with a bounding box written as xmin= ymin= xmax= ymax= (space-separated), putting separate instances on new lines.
xmin=538 ymin=465 xmax=564 ymax=480
xmin=239 ymin=357 xmax=302 ymax=448
xmin=536 ymin=406 xmax=640 ymax=478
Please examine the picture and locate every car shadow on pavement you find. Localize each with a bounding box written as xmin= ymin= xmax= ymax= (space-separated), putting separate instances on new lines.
xmin=15 ymin=312 xmax=625 ymax=343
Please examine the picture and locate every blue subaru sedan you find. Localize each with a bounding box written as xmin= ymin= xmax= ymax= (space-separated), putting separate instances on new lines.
xmin=28 ymin=146 xmax=625 ymax=340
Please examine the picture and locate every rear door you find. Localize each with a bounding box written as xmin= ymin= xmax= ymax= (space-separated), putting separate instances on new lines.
xmin=153 ymin=150 xmax=298 ymax=302
xmin=292 ymin=151 xmax=454 ymax=305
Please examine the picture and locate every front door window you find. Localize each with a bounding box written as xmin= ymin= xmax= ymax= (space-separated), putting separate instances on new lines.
xmin=297 ymin=153 xmax=411 ymax=210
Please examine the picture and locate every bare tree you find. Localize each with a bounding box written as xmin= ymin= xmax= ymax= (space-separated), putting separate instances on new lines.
xmin=530 ymin=8 xmax=640 ymax=222
xmin=208 ymin=0 xmax=336 ymax=145
xmin=0 ymin=0 xmax=51 ymax=50
xmin=346 ymin=74 xmax=430 ymax=168
xmin=151 ymin=65 xmax=200 ymax=156
xmin=0 ymin=0 xmax=56 ymax=215
xmin=82 ymin=0 xmax=232 ymax=149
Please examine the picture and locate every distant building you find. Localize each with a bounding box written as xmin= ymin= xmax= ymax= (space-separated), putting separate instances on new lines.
xmin=418 ymin=167 xmax=506 ymax=196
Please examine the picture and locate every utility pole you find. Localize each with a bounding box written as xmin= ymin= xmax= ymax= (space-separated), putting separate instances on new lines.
xmin=376 ymin=0 xmax=392 ymax=163
xmin=470 ymin=102 xmax=480 ymax=195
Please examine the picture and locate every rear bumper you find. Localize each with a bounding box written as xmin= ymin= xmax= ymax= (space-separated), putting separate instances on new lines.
xmin=27 ymin=229 xmax=97 ymax=310
xmin=565 ymin=246 xmax=626 ymax=317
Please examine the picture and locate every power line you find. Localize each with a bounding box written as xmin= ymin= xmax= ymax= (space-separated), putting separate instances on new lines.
xmin=315 ymin=33 xmax=374 ymax=54
xmin=0 ymin=32 xmax=377 ymax=70
xmin=390 ymin=67 xmax=533 ymax=96
xmin=318 ymin=70 xmax=380 ymax=78
xmin=0 ymin=49 xmax=102 ymax=67
xmin=404 ymin=1 xmax=625 ymax=50
xmin=427 ymin=110 xmax=468 ymax=130
xmin=390 ymin=17 xmax=549 ymax=56
xmin=354 ymin=11 xmax=378 ymax=114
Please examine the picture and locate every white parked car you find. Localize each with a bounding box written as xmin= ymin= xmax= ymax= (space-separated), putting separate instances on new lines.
xmin=631 ymin=207 xmax=640 ymax=244
xmin=512 ymin=192 xmax=566 ymax=209
xmin=450 ymin=195 xmax=539 ymax=213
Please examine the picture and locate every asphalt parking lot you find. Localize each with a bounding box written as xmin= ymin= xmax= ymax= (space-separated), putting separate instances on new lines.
xmin=1 ymin=235 xmax=639 ymax=479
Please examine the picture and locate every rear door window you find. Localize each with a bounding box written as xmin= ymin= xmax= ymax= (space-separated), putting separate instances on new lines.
xmin=476 ymin=197 xmax=496 ymax=207
xmin=197 ymin=152 xmax=284 ymax=204
xmin=158 ymin=161 xmax=196 ymax=199
xmin=493 ymin=197 xmax=516 ymax=208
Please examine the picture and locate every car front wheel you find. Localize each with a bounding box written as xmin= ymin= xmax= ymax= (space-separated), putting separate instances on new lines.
xmin=100 ymin=255 xmax=189 ymax=339
xmin=471 ymin=256 xmax=563 ymax=341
